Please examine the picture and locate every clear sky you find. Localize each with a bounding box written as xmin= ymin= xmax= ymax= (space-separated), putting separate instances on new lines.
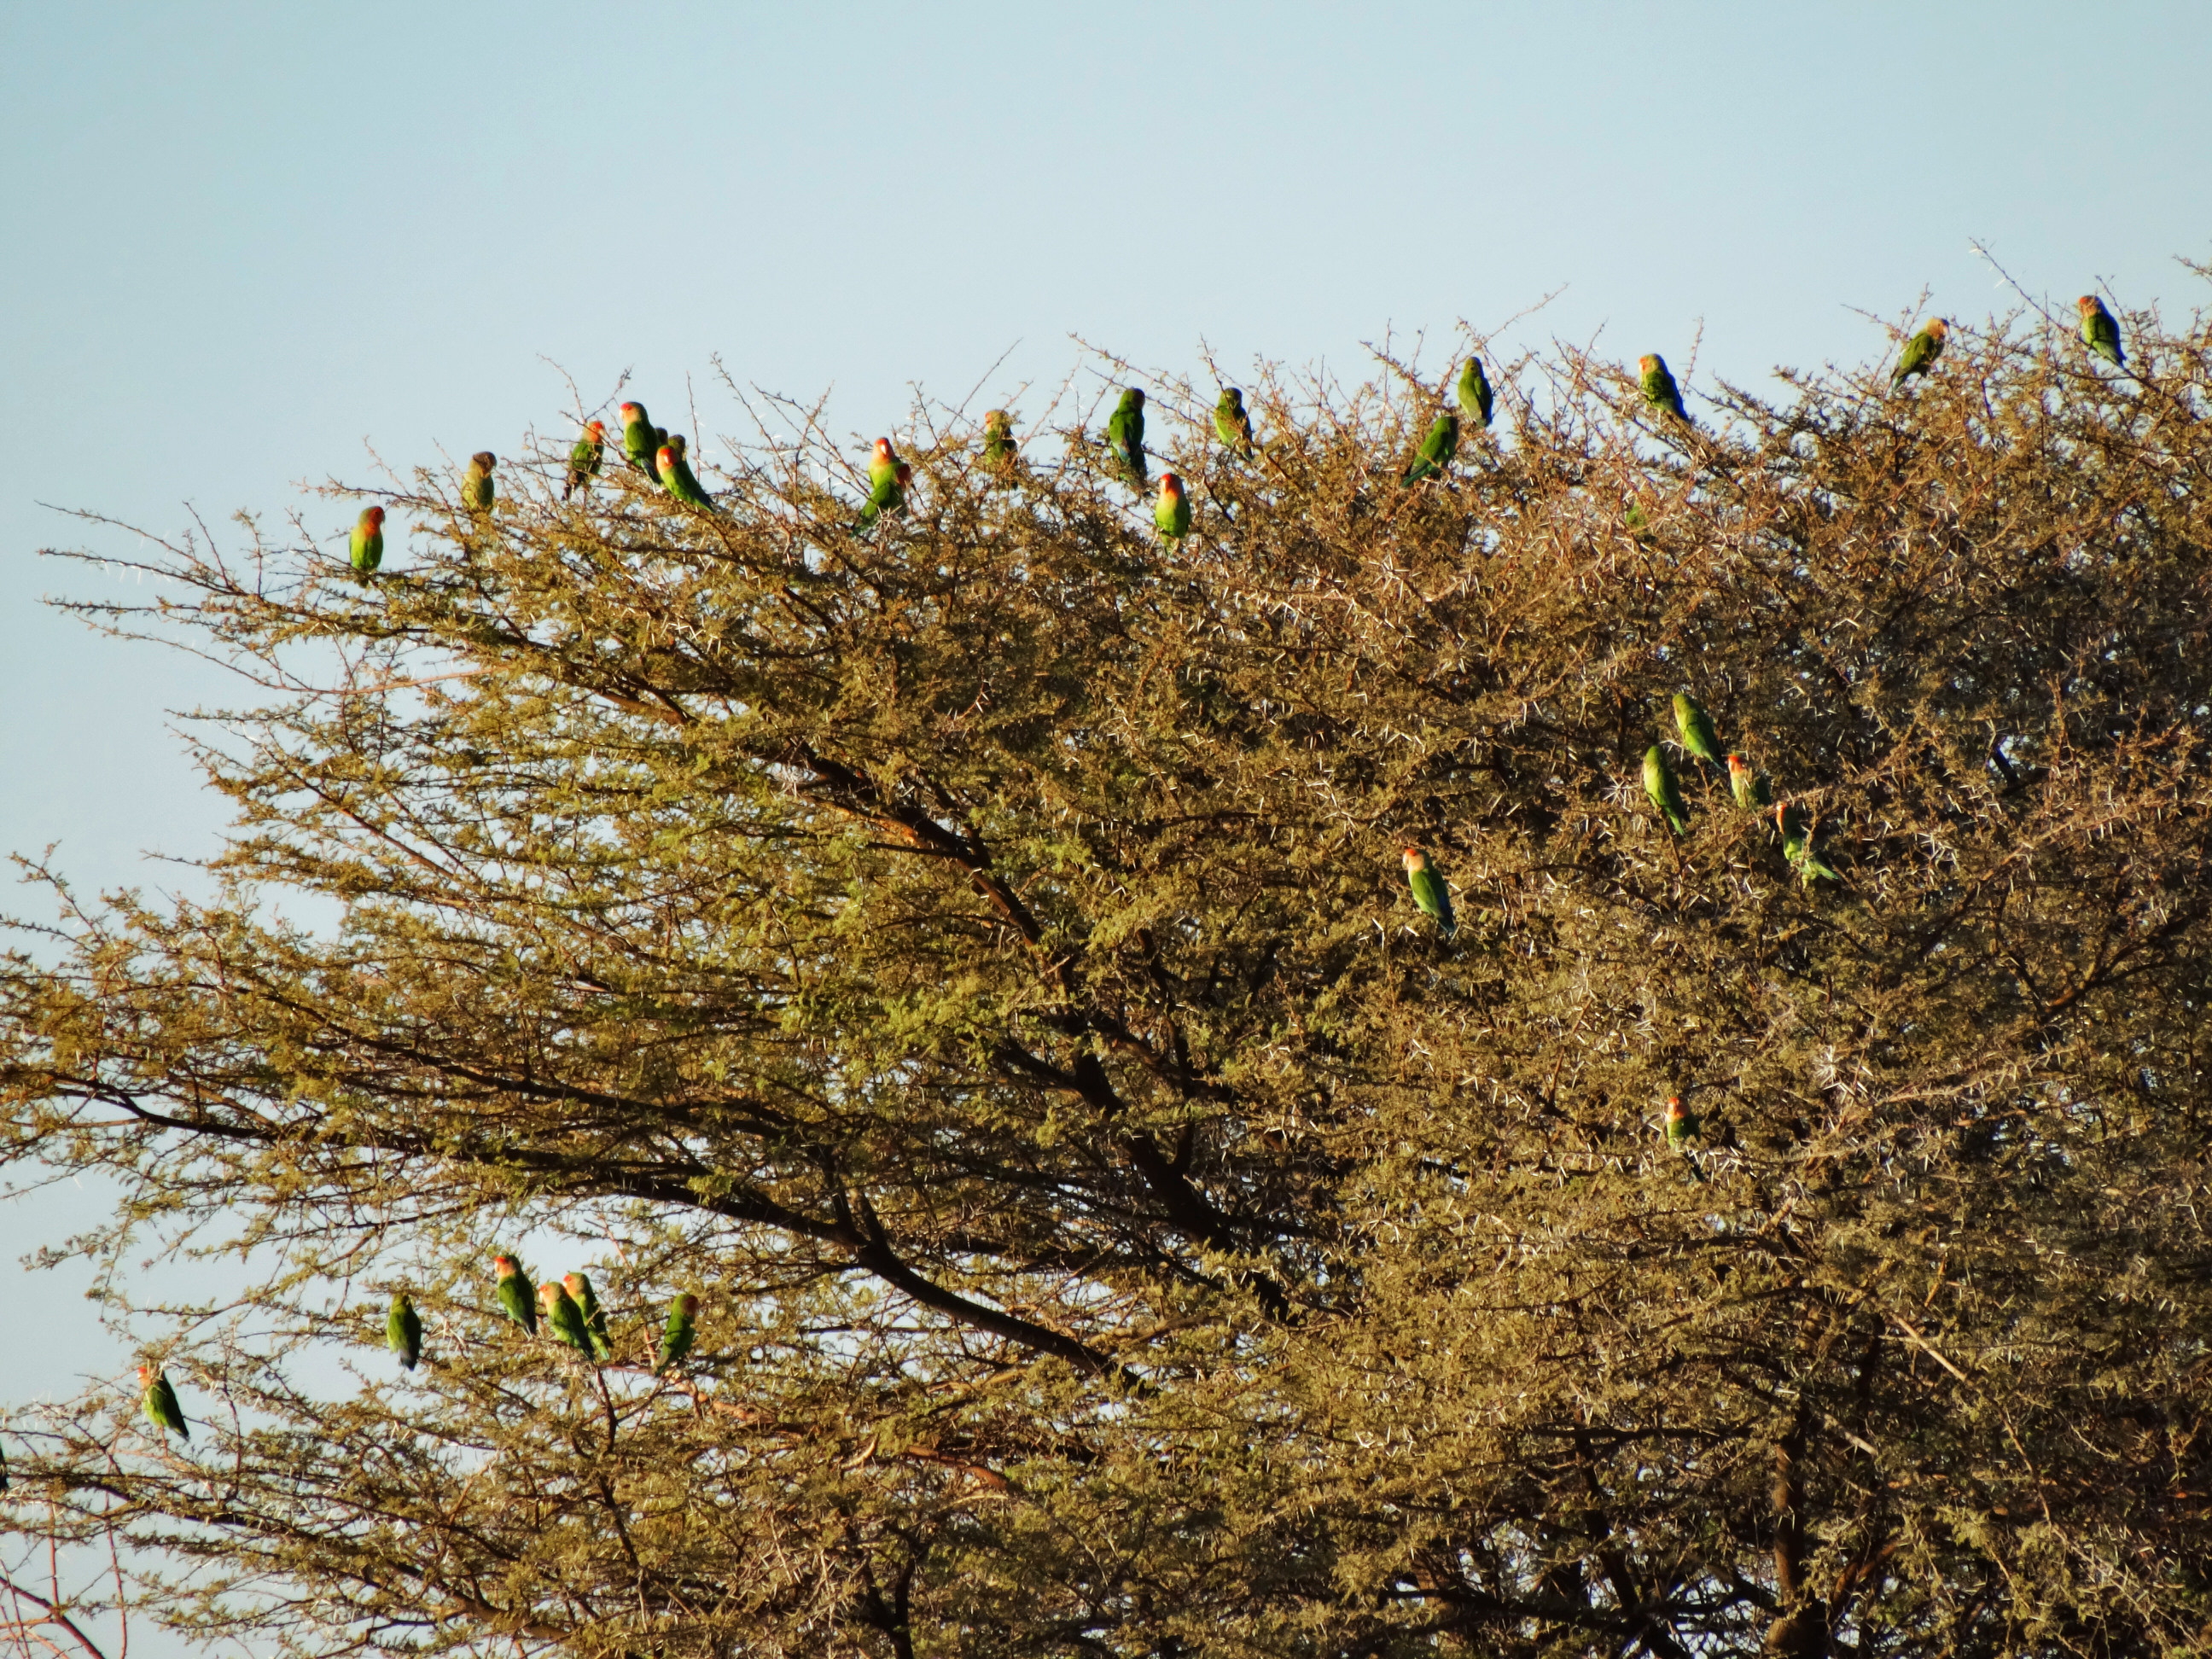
xmin=2 ymin=0 xmax=2209 ymax=1544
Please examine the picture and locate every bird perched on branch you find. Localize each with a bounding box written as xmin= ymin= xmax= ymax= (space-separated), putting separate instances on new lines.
xmin=387 ymin=1292 xmax=422 ymax=1370
xmin=659 ymin=1293 xmax=700 ymax=1372
xmin=1644 ymin=745 xmax=1690 ymax=836
xmin=1155 ymin=472 xmax=1191 ymax=541
xmin=563 ymin=1272 xmax=614 ymax=1360
xmin=1673 ymin=693 xmax=1723 ymax=771
xmin=139 ymin=1365 xmax=189 ymax=1441
xmin=619 ymin=402 xmax=657 ymax=474
xmin=1106 ymin=389 xmax=1148 ymax=486
xmin=658 ymin=440 xmax=714 ymax=509
xmin=349 ymin=506 xmax=385 ymax=584
xmin=1891 ymin=319 xmax=1948 ymax=390
xmin=565 ymin=421 xmax=605 ymax=499
xmin=981 ymin=409 xmax=1018 ymax=471
xmin=1401 ymin=411 xmax=1459 ymax=486
xmin=2078 ymin=295 xmax=2124 ymax=367
xmin=463 ymin=452 xmax=496 ymax=518
xmin=1215 ymin=387 xmax=1254 ymax=455
xmin=1457 ymin=357 xmax=1494 ymax=428
xmin=1664 ymin=1093 xmax=1701 ymax=1150
xmin=1402 ymin=845 xmax=1457 ymax=939
xmin=859 ymin=437 xmax=904 ymax=527
xmin=1776 ymin=801 xmax=1839 ymax=883
xmin=493 ymin=1254 xmax=538 ymax=1335
xmin=1639 ymin=354 xmax=1687 ymax=423
xmin=540 ymin=1281 xmax=594 ymax=1357
xmin=1726 ymin=754 xmax=1772 ymax=812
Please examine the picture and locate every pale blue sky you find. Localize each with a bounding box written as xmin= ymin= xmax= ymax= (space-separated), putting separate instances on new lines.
xmin=3 ymin=0 xmax=2209 ymax=1498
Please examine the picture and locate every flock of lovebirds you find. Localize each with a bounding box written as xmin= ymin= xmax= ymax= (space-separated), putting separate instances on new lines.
xmin=137 ymin=302 xmax=2132 ymax=1440
xmin=136 ymin=1266 xmax=702 ymax=1441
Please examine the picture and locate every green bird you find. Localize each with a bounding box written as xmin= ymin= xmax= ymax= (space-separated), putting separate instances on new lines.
xmin=1106 ymin=388 xmax=1147 ymax=486
xmin=348 ymin=506 xmax=385 ymax=584
xmin=562 ymin=1272 xmax=614 ymax=1360
xmin=1456 ymin=357 xmax=1494 ymax=428
xmin=656 ymin=442 xmax=715 ymax=510
xmin=618 ymin=401 xmax=657 ymax=473
xmin=1726 ymin=754 xmax=1772 ymax=812
xmin=1624 ymin=501 xmax=1652 ymax=542
xmin=1214 ymin=387 xmax=1254 ymax=454
xmin=658 ymin=1292 xmax=700 ymax=1373
xmin=1673 ymin=692 xmax=1723 ymax=770
xmin=981 ymin=409 xmax=1018 ymax=471
xmin=1776 ymin=801 xmax=1839 ymax=883
xmin=539 ymin=1281 xmax=594 ymax=1358
xmin=565 ymin=420 xmax=606 ymax=500
xmin=1639 ymin=354 xmax=1687 ymax=422
xmin=462 ymin=451 xmax=496 ymax=517
xmin=859 ymin=436 xmax=905 ymax=527
xmin=1400 ymin=411 xmax=1459 ymax=485
xmin=1155 ymin=472 xmax=1191 ymax=540
xmin=2077 ymin=295 xmax=2124 ymax=367
xmin=1401 ymin=845 xmax=1457 ymax=939
xmin=1664 ymin=1093 xmax=1701 ymax=1150
xmin=1891 ymin=318 xmax=1949 ymax=390
xmin=1644 ymin=744 xmax=1690 ymax=836
xmin=387 ymin=1291 xmax=423 ymax=1370
xmin=138 ymin=1365 xmax=188 ymax=1441
xmin=492 ymin=1254 xmax=538 ymax=1336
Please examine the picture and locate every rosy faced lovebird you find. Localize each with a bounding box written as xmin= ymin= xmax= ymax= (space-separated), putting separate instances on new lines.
xmin=618 ymin=401 xmax=657 ymax=474
xmin=492 ymin=1254 xmax=538 ymax=1336
xmin=1776 ymin=801 xmax=1839 ymax=884
xmin=1106 ymin=388 xmax=1147 ymax=486
xmin=463 ymin=452 xmax=496 ymax=517
xmin=859 ymin=437 xmax=905 ymax=527
xmin=1639 ymin=354 xmax=1687 ymax=422
xmin=981 ymin=409 xmax=1018 ymax=470
xmin=1155 ymin=472 xmax=1191 ymax=541
xmin=1401 ymin=846 xmax=1457 ymax=939
xmin=1644 ymin=745 xmax=1690 ymax=836
xmin=1214 ymin=387 xmax=1254 ymax=454
xmin=565 ymin=421 xmax=606 ymax=500
xmin=1457 ymin=357 xmax=1495 ymax=428
xmin=1400 ymin=411 xmax=1459 ymax=486
xmin=1890 ymin=319 xmax=1948 ymax=390
xmin=658 ymin=1292 xmax=700 ymax=1373
xmin=349 ymin=506 xmax=385 ymax=584
xmin=387 ymin=1292 xmax=423 ymax=1370
xmin=1664 ymin=1094 xmax=1701 ymax=1150
xmin=1673 ymin=693 xmax=1723 ymax=770
xmin=656 ymin=443 xmax=714 ymax=509
xmin=562 ymin=1272 xmax=613 ymax=1359
xmin=1726 ymin=754 xmax=1772 ymax=812
xmin=139 ymin=1365 xmax=189 ymax=1441
xmin=539 ymin=1282 xmax=594 ymax=1357
xmin=2078 ymin=295 xmax=2124 ymax=368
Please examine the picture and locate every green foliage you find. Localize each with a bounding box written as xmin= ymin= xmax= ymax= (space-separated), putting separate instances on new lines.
xmin=5 ymin=307 xmax=2212 ymax=1656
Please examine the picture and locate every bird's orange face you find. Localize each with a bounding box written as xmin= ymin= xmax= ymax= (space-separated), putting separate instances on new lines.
xmin=1726 ymin=754 xmax=1746 ymax=774
xmin=1928 ymin=319 xmax=1949 ymax=340
xmin=538 ymin=1283 xmax=560 ymax=1305
xmin=585 ymin=421 xmax=605 ymax=438
xmin=619 ymin=403 xmax=642 ymax=423
xmin=1160 ymin=472 xmax=1182 ymax=497
xmin=137 ymin=1364 xmax=153 ymax=1385
xmin=1639 ymin=355 xmax=1660 ymax=375
xmin=1401 ymin=846 xmax=1426 ymax=870
xmin=1666 ymin=1095 xmax=1685 ymax=1121
xmin=364 ymin=506 xmax=385 ymax=527
xmin=656 ymin=447 xmax=676 ymax=468
xmin=492 ymin=1254 xmax=518 ymax=1278
xmin=873 ymin=438 xmax=894 ymax=463
xmin=563 ymin=1272 xmax=587 ymax=1295
xmin=2077 ymin=296 xmax=2098 ymax=312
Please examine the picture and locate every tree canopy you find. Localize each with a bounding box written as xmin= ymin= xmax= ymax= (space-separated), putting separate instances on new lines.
xmin=5 ymin=297 xmax=2212 ymax=1658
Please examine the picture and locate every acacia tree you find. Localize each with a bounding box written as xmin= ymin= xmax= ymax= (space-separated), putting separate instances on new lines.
xmin=3 ymin=297 xmax=2212 ymax=1659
